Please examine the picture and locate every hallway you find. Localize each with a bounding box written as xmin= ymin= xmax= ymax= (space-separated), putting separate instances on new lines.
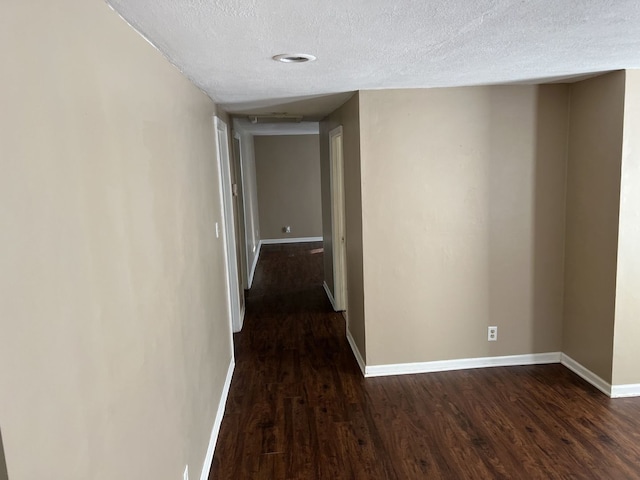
xmin=210 ymin=243 xmax=640 ymax=479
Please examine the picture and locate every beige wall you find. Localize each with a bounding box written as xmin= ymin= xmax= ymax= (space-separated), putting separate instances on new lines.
xmin=254 ymin=135 xmax=322 ymax=240
xmin=612 ymin=70 xmax=640 ymax=385
xmin=358 ymin=85 xmax=569 ymax=366
xmin=0 ymin=1 xmax=232 ymax=478
xmin=320 ymin=94 xmax=367 ymax=360
xmin=563 ymin=71 xmax=625 ymax=382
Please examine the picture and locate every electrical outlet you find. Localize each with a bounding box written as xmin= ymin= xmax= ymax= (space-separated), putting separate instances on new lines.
xmin=283 ymin=225 xmax=291 ymax=233
xmin=183 ymin=465 xmax=189 ymax=480
xmin=488 ymin=326 xmax=498 ymax=342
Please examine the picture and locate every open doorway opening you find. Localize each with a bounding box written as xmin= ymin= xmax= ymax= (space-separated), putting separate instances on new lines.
xmin=214 ymin=116 xmax=243 ymax=333
xmin=329 ymin=126 xmax=347 ymax=315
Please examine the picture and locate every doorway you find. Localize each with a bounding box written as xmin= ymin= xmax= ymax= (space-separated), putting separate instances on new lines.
xmin=214 ymin=116 xmax=243 ymax=333
xmin=329 ymin=126 xmax=347 ymax=313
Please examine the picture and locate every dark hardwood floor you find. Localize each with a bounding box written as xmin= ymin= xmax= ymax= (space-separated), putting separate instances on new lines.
xmin=210 ymin=242 xmax=640 ymax=479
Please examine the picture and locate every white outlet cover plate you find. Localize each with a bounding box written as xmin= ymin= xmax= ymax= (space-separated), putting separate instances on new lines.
xmin=488 ymin=326 xmax=498 ymax=341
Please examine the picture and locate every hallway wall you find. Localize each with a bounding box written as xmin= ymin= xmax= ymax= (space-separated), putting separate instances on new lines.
xmin=254 ymin=135 xmax=322 ymax=240
xmin=320 ymin=93 xmax=367 ymax=360
xmin=358 ymin=85 xmax=570 ymax=366
xmin=563 ymin=71 xmax=625 ymax=382
xmin=0 ymin=0 xmax=233 ymax=478
xmin=612 ymin=69 xmax=640 ymax=386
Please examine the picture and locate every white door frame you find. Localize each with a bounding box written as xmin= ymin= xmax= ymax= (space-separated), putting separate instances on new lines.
xmin=214 ymin=116 xmax=243 ymax=333
xmin=329 ymin=126 xmax=347 ymax=312
xmin=234 ymin=131 xmax=251 ymax=284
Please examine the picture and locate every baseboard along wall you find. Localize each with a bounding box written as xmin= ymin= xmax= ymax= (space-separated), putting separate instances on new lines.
xmin=323 ymin=281 xmax=337 ymax=311
xmin=365 ymin=352 xmax=562 ymax=378
xmin=260 ymin=236 xmax=323 ymax=245
xmin=339 ymin=348 xmax=640 ymax=398
xmin=200 ymin=358 xmax=235 ymax=480
xmin=247 ymin=242 xmax=261 ymax=289
xmin=346 ymin=328 xmax=366 ymax=376
xmin=560 ymin=353 xmax=640 ymax=398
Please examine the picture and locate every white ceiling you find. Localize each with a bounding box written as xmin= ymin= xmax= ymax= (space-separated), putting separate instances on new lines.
xmin=108 ymin=0 xmax=640 ymax=118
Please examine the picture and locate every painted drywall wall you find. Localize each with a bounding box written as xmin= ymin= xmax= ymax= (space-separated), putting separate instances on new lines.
xmin=254 ymin=135 xmax=322 ymax=240
xmin=320 ymin=93 xmax=367 ymax=360
xmin=0 ymin=1 xmax=233 ymax=478
xmin=563 ymin=71 xmax=625 ymax=383
xmin=612 ymin=70 xmax=640 ymax=386
xmin=235 ymin=128 xmax=261 ymax=285
xmin=358 ymin=85 xmax=569 ymax=366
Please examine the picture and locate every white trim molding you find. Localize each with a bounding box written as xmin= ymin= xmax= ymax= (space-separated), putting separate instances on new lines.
xmin=353 ymin=351 xmax=640 ymax=398
xmin=365 ymin=352 xmax=562 ymax=378
xmin=611 ymin=384 xmax=640 ymax=398
xmin=560 ymin=353 xmax=640 ymax=398
xmin=560 ymin=353 xmax=611 ymax=396
xmin=214 ymin=116 xmax=242 ymax=334
xmin=248 ymin=241 xmax=261 ymax=289
xmin=260 ymin=236 xmax=323 ymax=245
xmin=346 ymin=329 xmax=366 ymax=376
xmin=200 ymin=358 xmax=235 ymax=480
xmin=328 ymin=125 xmax=347 ymax=312
xmin=323 ymin=281 xmax=337 ymax=311
xmin=238 ymin=306 xmax=245 ymax=332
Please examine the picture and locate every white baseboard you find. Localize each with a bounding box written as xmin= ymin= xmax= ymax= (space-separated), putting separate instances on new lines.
xmin=323 ymin=281 xmax=337 ymax=311
xmin=365 ymin=352 xmax=561 ymax=378
xmin=560 ymin=353 xmax=640 ymax=398
xmin=237 ymin=306 xmax=245 ymax=332
xmin=352 ymin=350 xmax=639 ymax=398
xmin=260 ymin=236 xmax=323 ymax=245
xmin=560 ymin=353 xmax=611 ymax=396
xmin=346 ymin=329 xmax=366 ymax=376
xmin=611 ymin=383 xmax=640 ymax=398
xmin=200 ymin=357 xmax=235 ymax=480
xmin=247 ymin=242 xmax=261 ymax=289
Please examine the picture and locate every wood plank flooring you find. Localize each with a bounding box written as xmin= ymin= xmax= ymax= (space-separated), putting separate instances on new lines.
xmin=210 ymin=242 xmax=640 ymax=479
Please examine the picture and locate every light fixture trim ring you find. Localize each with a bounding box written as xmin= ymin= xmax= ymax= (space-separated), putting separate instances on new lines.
xmin=272 ymin=53 xmax=317 ymax=63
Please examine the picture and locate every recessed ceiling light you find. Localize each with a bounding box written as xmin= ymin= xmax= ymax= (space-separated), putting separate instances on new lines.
xmin=272 ymin=53 xmax=316 ymax=63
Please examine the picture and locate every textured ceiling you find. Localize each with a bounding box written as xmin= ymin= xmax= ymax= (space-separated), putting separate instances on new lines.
xmin=107 ymin=0 xmax=640 ymax=117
